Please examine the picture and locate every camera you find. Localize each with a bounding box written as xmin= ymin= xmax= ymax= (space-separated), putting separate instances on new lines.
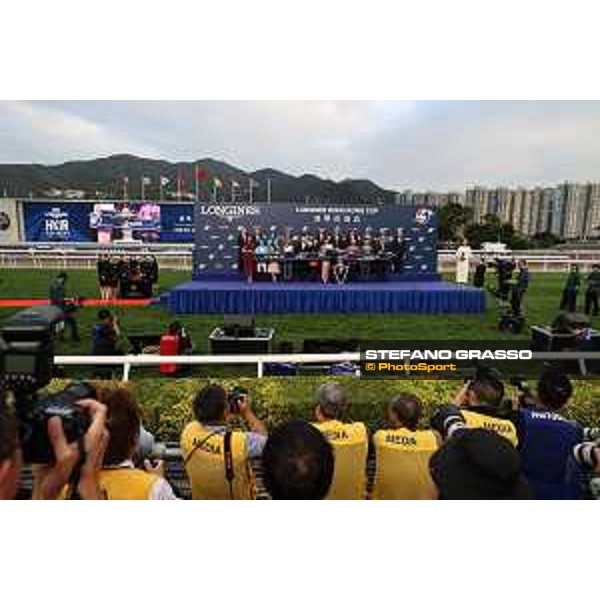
xmin=0 ymin=305 xmax=62 ymax=393
xmin=228 ymin=386 xmax=248 ymax=414
xmin=508 ymin=375 xmax=536 ymax=407
xmin=463 ymin=360 xmax=503 ymax=386
xmin=17 ymin=382 xmax=95 ymax=464
xmin=1 ymin=306 xmax=94 ymax=464
xmin=488 ymin=258 xmax=515 ymax=301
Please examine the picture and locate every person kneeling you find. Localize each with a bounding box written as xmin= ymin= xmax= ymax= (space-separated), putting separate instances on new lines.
xmin=181 ymin=385 xmax=267 ymax=500
xmin=371 ymin=394 xmax=440 ymax=500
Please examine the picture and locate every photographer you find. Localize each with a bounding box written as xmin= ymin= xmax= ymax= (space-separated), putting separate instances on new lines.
xmin=262 ymin=420 xmax=334 ymax=500
xmin=511 ymin=259 xmax=529 ymax=315
xmin=0 ymin=393 xmax=108 ymax=500
xmin=429 ymin=425 xmax=532 ymax=500
xmin=371 ymin=394 xmax=439 ymax=500
xmin=513 ymin=371 xmax=585 ymax=499
xmin=91 ymin=309 xmax=121 ymax=379
xmin=584 ymin=263 xmax=600 ymax=316
xmin=49 ymin=272 xmax=80 ymax=343
xmin=96 ymin=387 xmax=176 ymax=500
xmin=560 ymin=264 xmax=581 ymax=312
xmin=311 ymin=383 xmax=368 ymax=499
xmin=435 ymin=372 xmax=518 ymax=445
xmin=180 ymin=384 xmax=267 ymax=500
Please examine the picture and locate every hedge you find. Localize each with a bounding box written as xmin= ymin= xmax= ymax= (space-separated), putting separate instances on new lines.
xmin=45 ymin=377 xmax=600 ymax=440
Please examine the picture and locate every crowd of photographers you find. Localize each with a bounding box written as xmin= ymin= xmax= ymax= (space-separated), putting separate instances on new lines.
xmin=1 ymin=367 xmax=600 ymax=500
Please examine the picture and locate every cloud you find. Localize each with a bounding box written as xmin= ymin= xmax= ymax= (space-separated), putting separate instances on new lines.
xmin=1 ymin=100 xmax=600 ymax=190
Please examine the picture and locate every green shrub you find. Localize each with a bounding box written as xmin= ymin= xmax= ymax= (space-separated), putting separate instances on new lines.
xmin=44 ymin=377 xmax=600 ymax=440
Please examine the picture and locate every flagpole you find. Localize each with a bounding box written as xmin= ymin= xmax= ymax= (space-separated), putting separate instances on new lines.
xmin=267 ymin=178 xmax=271 ymax=203
xmin=141 ymin=177 xmax=145 ymax=202
xmin=195 ymin=164 xmax=199 ymax=201
xmin=213 ymin=180 xmax=216 ymax=202
xmin=177 ymin=169 xmax=181 ymax=199
xmin=231 ymin=181 xmax=234 ymax=203
xmin=249 ymin=178 xmax=253 ymax=203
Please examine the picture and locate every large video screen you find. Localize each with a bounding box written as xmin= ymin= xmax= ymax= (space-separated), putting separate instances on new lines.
xmin=23 ymin=201 xmax=195 ymax=243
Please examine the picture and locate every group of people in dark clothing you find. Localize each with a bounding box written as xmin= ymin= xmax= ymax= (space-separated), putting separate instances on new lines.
xmin=97 ymin=254 xmax=159 ymax=299
xmin=560 ymin=263 xmax=600 ymax=315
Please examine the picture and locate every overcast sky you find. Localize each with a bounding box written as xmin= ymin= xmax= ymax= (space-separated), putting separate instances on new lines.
xmin=1 ymin=100 xmax=599 ymax=191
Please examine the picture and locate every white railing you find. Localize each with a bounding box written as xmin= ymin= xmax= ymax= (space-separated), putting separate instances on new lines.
xmin=54 ymin=352 xmax=362 ymax=381
xmin=53 ymin=350 xmax=598 ymax=380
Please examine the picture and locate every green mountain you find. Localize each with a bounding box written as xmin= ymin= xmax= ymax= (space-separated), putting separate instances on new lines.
xmin=0 ymin=154 xmax=396 ymax=203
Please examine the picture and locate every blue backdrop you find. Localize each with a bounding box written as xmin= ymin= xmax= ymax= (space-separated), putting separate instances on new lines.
xmin=192 ymin=203 xmax=438 ymax=280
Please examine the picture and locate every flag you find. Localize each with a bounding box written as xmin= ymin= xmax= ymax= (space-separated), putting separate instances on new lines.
xmin=231 ymin=180 xmax=240 ymax=188
xmin=142 ymin=176 xmax=152 ymax=186
xmin=160 ymin=176 xmax=170 ymax=187
xmin=249 ymin=178 xmax=259 ymax=188
xmin=195 ymin=167 xmax=208 ymax=181
xmin=123 ymin=176 xmax=129 ymax=184
xmin=214 ymin=177 xmax=223 ymax=188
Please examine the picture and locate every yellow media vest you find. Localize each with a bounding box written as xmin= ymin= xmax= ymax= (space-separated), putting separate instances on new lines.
xmin=372 ymin=428 xmax=438 ymax=500
xmin=98 ymin=468 xmax=159 ymax=500
xmin=312 ymin=420 xmax=368 ymax=500
xmin=461 ymin=409 xmax=518 ymax=446
xmin=180 ymin=421 xmax=256 ymax=500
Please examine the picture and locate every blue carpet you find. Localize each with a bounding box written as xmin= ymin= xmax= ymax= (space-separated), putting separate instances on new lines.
xmin=166 ymin=280 xmax=486 ymax=315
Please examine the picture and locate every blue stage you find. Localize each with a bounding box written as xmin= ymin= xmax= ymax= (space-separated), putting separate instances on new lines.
xmin=166 ymin=280 xmax=486 ymax=315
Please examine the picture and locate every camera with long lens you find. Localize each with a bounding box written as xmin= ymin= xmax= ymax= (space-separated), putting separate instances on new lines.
xmin=508 ymin=375 xmax=536 ymax=408
xmin=0 ymin=306 xmax=93 ymax=464
xmin=227 ymin=386 xmax=248 ymax=414
xmin=572 ymin=441 xmax=599 ymax=471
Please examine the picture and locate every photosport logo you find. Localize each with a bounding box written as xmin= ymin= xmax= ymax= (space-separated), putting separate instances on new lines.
xmin=358 ymin=340 xmax=558 ymax=380
xmin=198 ymin=204 xmax=261 ymax=220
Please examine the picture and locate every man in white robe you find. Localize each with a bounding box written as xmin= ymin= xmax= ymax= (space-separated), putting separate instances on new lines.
xmin=455 ymin=240 xmax=472 ymax=284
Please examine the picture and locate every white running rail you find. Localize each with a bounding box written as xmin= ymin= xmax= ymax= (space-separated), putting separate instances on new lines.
xmin=53 ymin=352 xmax=362 ymax=381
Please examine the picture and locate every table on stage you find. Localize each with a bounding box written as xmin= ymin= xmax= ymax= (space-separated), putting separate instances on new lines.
xmin=254 ymin=251 xmax=398 ymax=282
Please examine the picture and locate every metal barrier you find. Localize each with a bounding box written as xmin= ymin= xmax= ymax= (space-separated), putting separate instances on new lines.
xmin=54 ymin=352 xmax=362 ymax=381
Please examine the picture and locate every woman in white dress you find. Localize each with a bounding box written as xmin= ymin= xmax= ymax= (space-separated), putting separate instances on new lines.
xmin=455 ymin=238 xmax=472 ymax=284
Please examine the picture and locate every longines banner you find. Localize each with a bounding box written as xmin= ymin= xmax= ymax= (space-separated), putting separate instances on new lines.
xmin=22 ymin=201 xmax=195 ymax=243
xmin=193 ymin=202 xmax=438 ymax=279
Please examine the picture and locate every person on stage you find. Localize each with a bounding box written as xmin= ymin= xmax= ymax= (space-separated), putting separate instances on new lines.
xmin=320 ymin=233 xmax=335 ymax=284
xmin=240 ymin=227 xmax=256 ymax=284
xmin=455 ymin=238 xmax=472 ymax=285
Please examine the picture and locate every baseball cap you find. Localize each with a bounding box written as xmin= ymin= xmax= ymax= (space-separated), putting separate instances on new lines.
xmin=430 ymin=428 xmax=532 ymax=500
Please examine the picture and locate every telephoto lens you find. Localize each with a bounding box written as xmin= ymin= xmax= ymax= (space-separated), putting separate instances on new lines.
xmin=572 ymin=442 xmax=599 ymax=471
xmin=430 ymin=404 xmax=467 ymax=440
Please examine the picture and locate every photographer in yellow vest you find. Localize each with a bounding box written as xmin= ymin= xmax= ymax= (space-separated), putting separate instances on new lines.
xmin=312 ymin=383 xmax=368 ymax=499
xmin=451 ymin=375 xmax=518 ymax=446
xmin=181 ymin=384 xmax=267 ymax=500
xmin=97 ymin=387 xmax=177 ymax=500
xmin=372 ymin=394 xmax=440 ymax=500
